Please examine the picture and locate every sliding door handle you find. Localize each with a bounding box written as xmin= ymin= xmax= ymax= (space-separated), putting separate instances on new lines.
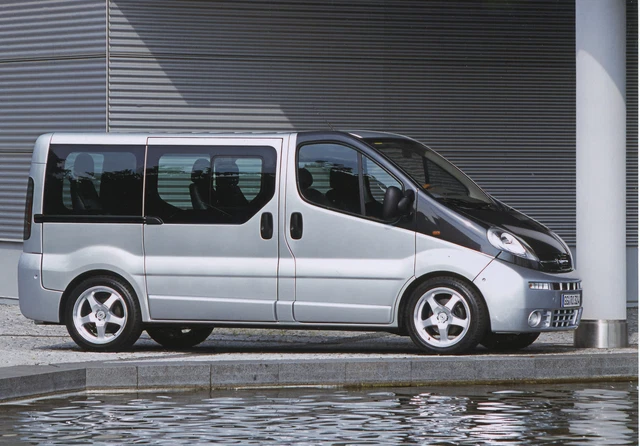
xmin=260 ymin=212 xmax=273 ymax=239
xmin=290 ymin=212 xmax=303 ymax=240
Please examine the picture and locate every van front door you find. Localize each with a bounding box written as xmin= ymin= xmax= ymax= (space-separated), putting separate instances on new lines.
xmin=143 ymin=137 xmax=282 ymax=322
xmin=285 ymin=136 xmax=416 ymax=324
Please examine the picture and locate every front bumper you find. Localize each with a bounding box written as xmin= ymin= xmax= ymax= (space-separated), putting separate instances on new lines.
xmin=473 ymin=258 xmax=582 ymax=333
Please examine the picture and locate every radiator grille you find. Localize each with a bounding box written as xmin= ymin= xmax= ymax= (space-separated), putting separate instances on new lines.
xmin=553 ymin=282 xmax=582 ymax=291
xmin=550 ymin=309 xmax=580 ymax=328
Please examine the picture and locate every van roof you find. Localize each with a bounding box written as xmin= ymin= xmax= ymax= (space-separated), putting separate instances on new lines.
xmin=31 ymin=130 xmax=406 ymax=163
xmin=48 ymin=131 xmax=295 ymax=145
xmin=46 ymin=130 xmax=399 ymax=141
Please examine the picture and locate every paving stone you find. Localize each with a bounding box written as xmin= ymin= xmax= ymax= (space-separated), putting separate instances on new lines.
xmin=278 ymin=361 xmax=346 ymax=385
xmin=86 ymin=365 xmax=138 ymax=389
xmin=345 ymin=359 xmax=412 ymax=385
xmin=588 ymin=353 xmax=638 ymax=377
xmin=211 ymin=362 xmax=279 ymax=387
xmin=137 ymin=364 xmax=210 ymax=389
xmin=474 ymin=357 xmax=535 ymax=381
xmin=0 ymin=368 xmax=85 ymax=402
xmin=534 ymin=355 xmax=593 ymax=380
xmin=411 ymin=358 xmax=477 ymax=384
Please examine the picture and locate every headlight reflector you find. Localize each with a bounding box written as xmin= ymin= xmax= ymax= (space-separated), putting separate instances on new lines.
xmin=487 ymin=228 xmax=538 ymax=260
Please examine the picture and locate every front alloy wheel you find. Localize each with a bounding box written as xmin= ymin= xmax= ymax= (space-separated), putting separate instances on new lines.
xmin=406 ymin=277 xmax=488 ymax=354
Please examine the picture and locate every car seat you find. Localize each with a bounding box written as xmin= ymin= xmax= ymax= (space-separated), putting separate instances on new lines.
xmin=189 ymin=158 xmax=211 ymax=210
xmin=298 ymin=167 xmax=329 ymax=206
xmin=69 ymin=153 xmax=101 ymax=212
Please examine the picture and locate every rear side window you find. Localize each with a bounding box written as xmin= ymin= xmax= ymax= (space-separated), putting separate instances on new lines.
xmin=43 ymin=145 xmax=145 ymax=216
xmin=145 ymin=146 xmax=276 ymax=224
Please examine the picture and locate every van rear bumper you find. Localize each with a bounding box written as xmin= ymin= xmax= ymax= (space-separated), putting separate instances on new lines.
xmin=474 ymin=258 xmax=582 ymax=333
xmin=18 ymin=253 xmax=62 ymax=324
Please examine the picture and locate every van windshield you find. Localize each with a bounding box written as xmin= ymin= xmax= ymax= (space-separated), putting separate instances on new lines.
xmin=363 ymin=137 xmax=495 ymax=208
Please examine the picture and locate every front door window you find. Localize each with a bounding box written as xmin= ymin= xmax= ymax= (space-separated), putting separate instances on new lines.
xmin=297 ymin=142 xmax=403 ymax=221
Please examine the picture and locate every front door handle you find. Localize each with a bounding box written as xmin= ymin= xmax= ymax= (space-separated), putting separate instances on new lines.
xmin=290 ymin=212 xmax=303 ymax=240
xmin=260 ymin=212 xmax=273 ymax=239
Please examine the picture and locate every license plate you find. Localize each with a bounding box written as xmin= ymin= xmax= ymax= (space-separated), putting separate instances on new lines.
xmin=562 ymin=293 xmax=581 ymax=308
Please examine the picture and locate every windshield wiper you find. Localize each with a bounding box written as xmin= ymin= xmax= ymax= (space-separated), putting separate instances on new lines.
xmin=438 ymin=197 xmax=495 ymax=210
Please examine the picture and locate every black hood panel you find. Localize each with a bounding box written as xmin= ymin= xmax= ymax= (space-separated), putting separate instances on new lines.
xmin=456 ymin=207 xmax=567 ymax=256
xmin=416 ymin=193 xmax=572 ymax=272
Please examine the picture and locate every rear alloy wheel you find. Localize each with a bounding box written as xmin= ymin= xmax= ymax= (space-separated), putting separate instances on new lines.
xmin=405 ymin=276 xmax=488 ymax=354
xmin=65 ymin=276 xmax=142 ymax=352
xmin=146 ymin=326 xmax=213 ymax=349
xmin=481 ymin=332 xmax=540 ymax=351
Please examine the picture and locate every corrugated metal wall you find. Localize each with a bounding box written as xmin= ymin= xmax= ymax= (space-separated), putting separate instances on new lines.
xmin=0 ymin=153 xmax=33 ymax=241
xmin=0 ymin=0 xmax=106 ymax=241
xmin=108 ymin=0 xmax=638 ymax=247
xmin=626 ymin=0 xmax=638 ymax=247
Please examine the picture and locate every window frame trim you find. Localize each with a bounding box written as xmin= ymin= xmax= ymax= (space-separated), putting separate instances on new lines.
xmin=295 ymin=139 xmax=408 ymax=224
xmin=144 ymin=144 xmax=277 ymax=225
xmin=42 ymin=143 xmax=146 ymax=218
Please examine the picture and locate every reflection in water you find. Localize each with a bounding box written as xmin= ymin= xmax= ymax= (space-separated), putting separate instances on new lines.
xmin=0 ymin=382 xmax=636 ymax=445
xmin=567 ymin=388 xmax=636 ymax=445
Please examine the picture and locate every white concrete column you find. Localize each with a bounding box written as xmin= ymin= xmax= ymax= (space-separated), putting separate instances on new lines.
xmin=575 ymin=0 xmax=627 ymax=348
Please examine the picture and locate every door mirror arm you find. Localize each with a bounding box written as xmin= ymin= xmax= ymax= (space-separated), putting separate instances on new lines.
xmin=397 ymin=189 xmax=415 ymax=215
xmin=382 ymin=187 xmax=414 ymax=220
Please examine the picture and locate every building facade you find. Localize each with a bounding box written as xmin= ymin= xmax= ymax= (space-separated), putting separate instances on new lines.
xmin=0 ymin=0 xmax=637 ymax=303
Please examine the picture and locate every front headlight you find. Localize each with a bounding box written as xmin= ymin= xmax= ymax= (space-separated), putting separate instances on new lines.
xmin=487 ymin=227 xmax=538 ymax=261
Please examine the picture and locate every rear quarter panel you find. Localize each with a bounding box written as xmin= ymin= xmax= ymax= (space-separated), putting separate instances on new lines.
xmin=40 ymin=223 xmax=149 ymax=320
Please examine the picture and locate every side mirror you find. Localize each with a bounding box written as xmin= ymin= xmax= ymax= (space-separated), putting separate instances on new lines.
xmin=382 ymin=187 xmax=414 ymax=220
xmin=398 ymin=189 xmax=415 ymax=214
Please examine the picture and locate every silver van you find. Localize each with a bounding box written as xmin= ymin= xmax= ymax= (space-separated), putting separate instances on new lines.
xmin=19 ymin=131 xmax=582 ymax=354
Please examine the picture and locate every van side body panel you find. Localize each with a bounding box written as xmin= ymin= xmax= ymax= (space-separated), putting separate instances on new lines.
xmin=40 ymin=223 xmax=149 ymax=320
xmin=275 ymin=134 xmax=296 ymax=322
xmin=18 ymin=252 xmax=62 ymax=322
xmin=143 ymin=136 xmax=283 ymax=323
xmin=284 ymin=133 xmax=416 ymax=325
xmin=30 ymin=133 xmax=54 ymax=164
xmin=414 ymin=232 xmax=496 ymax=283
xmin=23 ymin=163 xmax=45 ymax=255
xmin=22 ymin=134 xmax=51 ymax=255
xmin=144 ymin=215 xmax=279 ymax=322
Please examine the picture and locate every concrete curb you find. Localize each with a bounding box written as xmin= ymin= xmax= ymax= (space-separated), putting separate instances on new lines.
xmin=0 ymin=351 xmax=637 ymax=402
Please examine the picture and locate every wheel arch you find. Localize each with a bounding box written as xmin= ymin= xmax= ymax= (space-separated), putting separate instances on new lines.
xmin=58 ymin=269 xmax=139 ymax=324
xmin=396 ymin=271 xmax=492 ymax=335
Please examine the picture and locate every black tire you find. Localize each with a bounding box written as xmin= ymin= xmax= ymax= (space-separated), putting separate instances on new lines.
xmin=146 ymin=326 xmax=213 ymax=349
xmin=481 ymin=332 xmax=540 ymax=351
xmin=404 ymin=276 xmax=488 ymax=355
xmin=65 ymin=275 xmax=143 ymax=352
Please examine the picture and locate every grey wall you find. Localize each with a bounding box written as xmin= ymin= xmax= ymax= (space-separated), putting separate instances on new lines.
xmin=108 ymin=0 xmax=638 ymax=249
xmin=627 ymin=0 xmax=638 ymax=247
xmin=0 ymin=0 xmax=106 ymax=296
xmin=0 ymin=0 xmax=107 ymax=241
xmin=0 ymin=0 xmax=107 ymax=151
xmin=107 ymin=0 xmax=638 ymax=304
